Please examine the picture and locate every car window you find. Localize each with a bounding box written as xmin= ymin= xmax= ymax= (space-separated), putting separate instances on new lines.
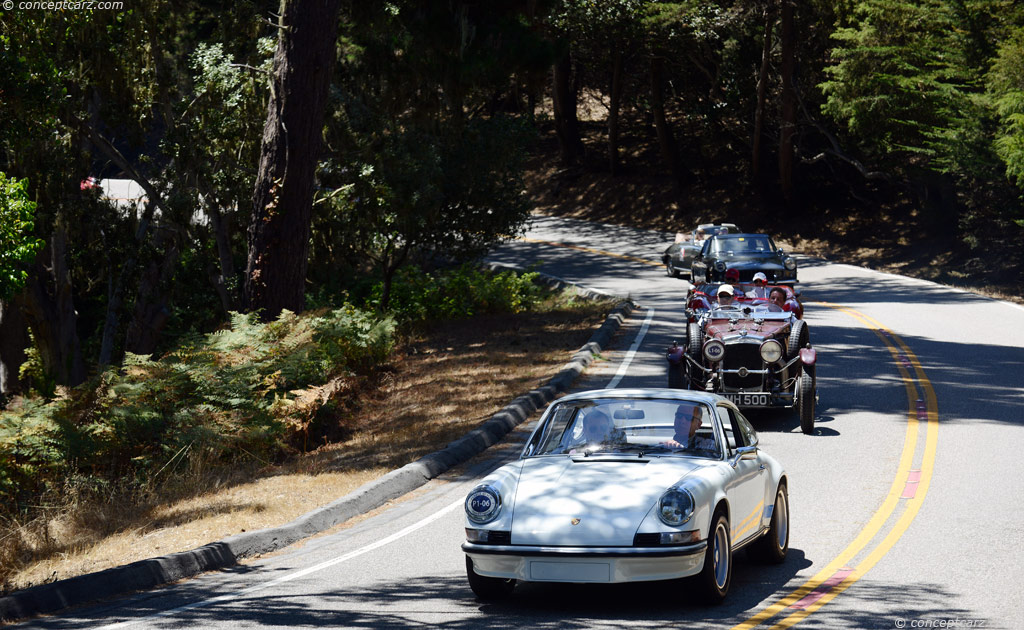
xmin=734 ymin=409 xmax=759 ymax=447
xmin=527 ymin=399 xmax=722 ymax=459
xmin=719 ymin=406 xmax=758 ymax=451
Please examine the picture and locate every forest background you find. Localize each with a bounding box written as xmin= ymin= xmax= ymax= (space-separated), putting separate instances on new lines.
xmin=1 ymin=0 xmax=1023 ymax=591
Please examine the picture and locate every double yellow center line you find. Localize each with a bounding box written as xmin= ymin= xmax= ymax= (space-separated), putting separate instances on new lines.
xmin=733 ymin=302 xmax=939 ymax=629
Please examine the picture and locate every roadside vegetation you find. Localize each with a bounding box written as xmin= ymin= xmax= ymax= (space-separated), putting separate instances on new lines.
xmin=0 ymin=266 xmax=615 ymax=593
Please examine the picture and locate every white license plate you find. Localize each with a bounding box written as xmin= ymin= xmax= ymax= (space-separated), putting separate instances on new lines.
xmin=725 ymin=393 xmax=770 ymax=406
xmin=529 ymin=561 xmax=610 ymax=582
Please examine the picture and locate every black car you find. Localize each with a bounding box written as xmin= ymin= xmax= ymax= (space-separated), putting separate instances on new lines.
xmin=690 ymin=233 xmax=798 ymax=284
xmin=661 ymin=223 xmax=741 ymax=278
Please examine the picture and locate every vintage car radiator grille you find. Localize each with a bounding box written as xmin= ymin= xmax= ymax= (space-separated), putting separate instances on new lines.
xmin=723 ymin=342 xmax=764 ymax=389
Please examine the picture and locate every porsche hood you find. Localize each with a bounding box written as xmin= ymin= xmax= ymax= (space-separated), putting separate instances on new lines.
xmin=509 ymin=456 xmax=702 ymax=546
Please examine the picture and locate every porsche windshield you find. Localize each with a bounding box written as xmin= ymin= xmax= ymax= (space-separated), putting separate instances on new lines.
xmin=526 ymin=399 xmax=722 ymax=459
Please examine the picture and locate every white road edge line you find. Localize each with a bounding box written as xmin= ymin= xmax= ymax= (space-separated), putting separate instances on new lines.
xmin=97 ymin=498 xmax=464 ymax=629
xmin=605 ymin=307 xmax=655 ymax=389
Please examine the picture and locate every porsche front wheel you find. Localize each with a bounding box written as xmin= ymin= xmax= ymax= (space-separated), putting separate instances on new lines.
xmin=466 ymin=557 xmax=514 ymax=600
xmin=697 ymin=510 xmax=732 ymax=603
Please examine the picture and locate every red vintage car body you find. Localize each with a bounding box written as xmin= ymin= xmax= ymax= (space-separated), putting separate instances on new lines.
xmin=667 ymin=298 xmax=818 ymax=433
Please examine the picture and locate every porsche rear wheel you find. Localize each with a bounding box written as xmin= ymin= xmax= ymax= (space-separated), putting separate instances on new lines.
xmin=466 ymin=557 xmax=515 ymax=600
xmin=697 ymin=510 xmax=732 ymax=604
xmin=798 ymin=372 xmax=815 ymax=434
xmin=750 ymin=483 xmax=789 ymax=564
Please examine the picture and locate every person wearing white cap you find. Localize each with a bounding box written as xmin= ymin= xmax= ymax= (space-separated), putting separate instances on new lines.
xmin=717 ymin=283 xmax=738 ymax=308
xmin=747 ymin=272 xmax=770 ymax=299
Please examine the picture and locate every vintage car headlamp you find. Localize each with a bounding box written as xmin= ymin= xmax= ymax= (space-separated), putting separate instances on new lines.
xmin=760 ymin=339 xmax=783 ymax=363
xmin=658 ymin=487 xmax=695 ymax=526
xmin=714 ymin=260 xmax=727 ymax=272
xmin=465 ymin=485 xmax=501 ymax=524
xmin=784 ymin=257 xmax=797 ymax=270
xmin=703 ymin=339 xmax=726 ymax=362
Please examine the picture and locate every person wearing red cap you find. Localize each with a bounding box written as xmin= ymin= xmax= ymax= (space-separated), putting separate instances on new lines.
xmin=725 ymin=268 xmax=740 ymax=283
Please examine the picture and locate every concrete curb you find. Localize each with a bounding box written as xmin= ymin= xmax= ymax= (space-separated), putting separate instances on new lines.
xmin=0 ymin=279 xmax=635 ymax=622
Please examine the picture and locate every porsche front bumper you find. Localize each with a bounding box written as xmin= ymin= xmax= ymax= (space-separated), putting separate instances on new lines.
xmin=462 ymin=541 xmax=707 ymax=583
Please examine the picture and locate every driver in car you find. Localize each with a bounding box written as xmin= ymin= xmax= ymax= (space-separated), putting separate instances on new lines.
xmin=663 ymin=405 xmax=716 ymax=451
xmin=716 ymin=283 xmax=738 ymax=308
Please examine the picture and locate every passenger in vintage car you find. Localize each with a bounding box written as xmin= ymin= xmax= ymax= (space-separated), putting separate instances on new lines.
xmin=716 ymin=283 xmax=737 ymax=307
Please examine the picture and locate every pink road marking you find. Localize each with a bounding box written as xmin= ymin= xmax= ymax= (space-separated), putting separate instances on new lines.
xmin=789 ymin=568 xmax=854 ymax=610
xmin=901 ymin=470 xmax=921 ymax=499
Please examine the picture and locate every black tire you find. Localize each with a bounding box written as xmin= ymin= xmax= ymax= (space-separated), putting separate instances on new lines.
xmin=687 ymin=322 xmax=703 ymax=358
xmin=666 ymin=260 xmax=680 ymax=277
xmin=466 ymin=556 xmax=515 ymax=600
xmin=786 ymin=320 xmax=809 ymax=360
xmin=696 ymin=510 xmax=732 ymax=604
xmin=798 ymin=372 xmax=815 ymax=434
xmin=687 ymin=322 xmax=704 ymax=389
xmin=668 ymin=362 xmax=685 ymax=389
xmin=750 ymin=483 xmax=789 ymax=564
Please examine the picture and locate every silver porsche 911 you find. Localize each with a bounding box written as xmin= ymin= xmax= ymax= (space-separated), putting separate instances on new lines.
xmin=462 ymin=388 xmax=789 ymax=603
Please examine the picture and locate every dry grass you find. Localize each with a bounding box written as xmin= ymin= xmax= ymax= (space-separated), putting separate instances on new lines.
xmin=2 ymin=295 xmax=615 ymax=594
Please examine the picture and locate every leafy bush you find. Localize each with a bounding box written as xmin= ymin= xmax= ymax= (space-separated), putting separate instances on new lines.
xmin=0 ymin=306 xmax=395 ymax=513
xmin=368 ymin=263 xmax=544 ymax=324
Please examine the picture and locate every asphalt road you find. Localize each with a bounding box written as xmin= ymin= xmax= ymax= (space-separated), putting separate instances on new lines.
xmin=14 ymin=215 xmax=1024 ymax=630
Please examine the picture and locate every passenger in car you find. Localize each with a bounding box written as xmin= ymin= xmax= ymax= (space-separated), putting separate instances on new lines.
xmin=768 ymin=287 xmax=787 ymax=312
xmin=717 ymin=284 xmax=738 ymax=308
xmin=581 ymin=409 xmax=625 ymax=446
xmin=746 ymin=272 xmax=770 ymax=298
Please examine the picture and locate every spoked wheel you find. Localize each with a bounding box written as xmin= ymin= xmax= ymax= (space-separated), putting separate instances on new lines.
xmin=687 ymin=322 xmax=704 ymax=389
xmin=797 ymin=372 xmax=815 ymax=434
xmin=750 ymin=483 xmax=789 ymax=563
xmin=787 ymin=320 xmax=809 ymax=361
xmin=696 ymin=510 xmax=732 ymax=604
xmin=466 ymin=557 xmax=515 ymax=600
xmin=666 ymin=260 xmax=680 ymax=277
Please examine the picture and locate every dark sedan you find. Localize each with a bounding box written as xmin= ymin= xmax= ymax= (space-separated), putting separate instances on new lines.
xmin=690 ymin=234 xmax=797 ymax=284
xmin=661 ymin=223 xmax=741 ymax=278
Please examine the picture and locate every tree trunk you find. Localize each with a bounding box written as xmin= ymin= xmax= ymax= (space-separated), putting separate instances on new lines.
xmin=22 ymin=227 xmax=86 ymax=387
xmin=0 ymin=296 xmax=29 ymax=395
xmin=778 ymin=0 xmax=797 ymax=202
xmin=245 ymin=0 xmax=342 ymax=321
xmin=752 ymin=2 xmax=776 ymax=182
xmin=552 ymin=46 xmax=584 ymax=166
xmin=608 ymin=50 xmax=624 ymax=176
xmin=650 ymin=56 xmax=684 ymax=188
xmin=125 ymin=228 xmax=180 ymax=355
xmin=98 ymin=200 xmax=158 ymax=366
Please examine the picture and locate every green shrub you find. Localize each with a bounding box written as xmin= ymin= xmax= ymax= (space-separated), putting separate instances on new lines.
xmin=0 ymin=305 xmax=395 ymax=511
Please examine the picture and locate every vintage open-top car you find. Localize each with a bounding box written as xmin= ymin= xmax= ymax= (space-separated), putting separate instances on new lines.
xmin=661 ymin=223 xmax=741 ymax=278
xmin=690 ymin=233 xmax=798 ymax=284
xmin=667 ymin=302 xmax=817 ymax=434
xmin=462 ymin=389 xmax=790 ymax=603
xmin=686 ymin=282 xmax=803 ymax=320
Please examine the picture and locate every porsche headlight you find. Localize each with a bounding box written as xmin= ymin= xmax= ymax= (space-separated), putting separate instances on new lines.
xmin=658 ymin=487 xmax=695 ymax=526
xmin=703 ymin=339 xmax=725 ymax=362
xmin=760 ymin=339 xmax=783 ymax=363
xmin=784 ymin=257 xmax=797 ymax=270
xmin=465 ymin=485 xmax=501 ymax=524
